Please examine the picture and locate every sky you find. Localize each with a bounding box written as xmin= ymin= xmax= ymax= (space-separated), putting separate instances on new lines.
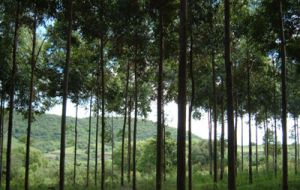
xmin=46 ymin=100 xmax=297 ymax=145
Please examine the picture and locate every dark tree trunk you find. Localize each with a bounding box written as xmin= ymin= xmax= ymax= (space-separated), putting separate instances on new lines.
xmin=188 ymin=31 xmax=194 ymax=190
xmin=294 ymin=116 xmax=298 ymax=174
xmin=241 ymin=114 xmax=244 ymax=172
xmin=6 ymin=2 xmax=20 ymax=189
xmin=278 ymin=0 xmax=288 ymax=189
xmin=0 ymin=88 xmax=4 ymax=186
xmin=127 ymin=97 xmax=132 ymax=183
xmin=247 ymin=55 xmax=253 ymax=184
xmin=163 ymin=110 xmax=166 ymax=181
xmin=111 ymin=116 xmax=114 ymax=185
xmin=255 ymin=120 xmax=258 ymax=173
xmin=208 ymin=108 xmax=212 ymax=176
xmin=100 ymin=36 xmax=105 ymax=190
xmin=177 ymin=0 xmax=187 ymax=189
xmin=73 ymin=103 xmax=78 ymax=185
xmin=121 ymin=61 xmax=130 ymax=186
xmin=132 ymin=56 xmax=138 ymax=190
xmin=220 ymin=79 xmax=225 ymax=180
xmin=272 ymin=60 xmax=278 ymax=177
xmin=59 ymin=1 xmax=73 ymax=189
xmin=156 ymin=9 xmax=164 ymax=190
xmin=224 ymin=0 xmax=235 ymax=189
xmin=86 ymin=96 xmax=93 ymax=187
xmin=212 ymin=52 xmax=218 ymax=183
xmin=25 ymin=9 xmax=37 ymax=190
xmin=234 ymin=99 xmax=238 ymax=176
xmin=95 ymin=103 xmax=99 ymax=186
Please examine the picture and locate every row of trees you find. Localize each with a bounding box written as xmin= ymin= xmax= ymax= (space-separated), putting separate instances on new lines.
xmin=0 ymin=0 xmax=299 ymax=190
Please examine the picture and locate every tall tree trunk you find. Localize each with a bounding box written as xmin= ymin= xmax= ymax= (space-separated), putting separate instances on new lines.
xmin=121 ymin=61 xmax=130 ymax=186
xmin=212 ymin=52 xmax=218 ymax=183
xmin=86 ymin=96 xmax=93 ymax=187
xmin=156 ymin=9 xmax=164 ymax=190
xmin=100 ymin=36 xmax=106 ymax=190
xmin=59 ymin=1 xmax=73 ymax=189
xmin=273 ymin=60 xmax=278 ymax=177
xmin=6 ymin=1 xmax=20 ymax=189
xmin=241 ymin=114 xmax=244 ymax=172
xmin=163 ymin=110 xmax=166 ymax=181
xmin=127 ymin=97 xmax=132 ymax=183
xmin=177 ymin=0 xmax=187 ymax=189
xmin=220 ymin=79 xmax=225 ymax=180
xmin=234 ymin=99 xmax=238 ymax=175
xmin=25 ymin=9 xmax=37 ymax=190
xmin=95 ymin=103 xmax=99 ymax=186
xmin=111 ymin=116 xmax=114 ymax=186
xmin=279 ymin=0 xmax=288 ymax=189
xmin=255 ymin=120 xmax=258 ymax=173
xmin=132 ymin=55 xmax=138 ymax=190
xmin=0 ymin=88 xmax=4 ymax=186
xmin=188 ymin=32 xmax=194 ymax=190
xmin=294 ymin=116 xmax=298 ymax=174
xmin=224 ymin=0 xmax=235 ymax=188
xmin=247 ymin=54 xmax=253 ymax=184
xmin=208 ymin=108 xmax=212 ymax=176
xmin=73 ymin=103 xmax=78 ymax=185
xmin=265 ymin=110 xmax=269 ymax=172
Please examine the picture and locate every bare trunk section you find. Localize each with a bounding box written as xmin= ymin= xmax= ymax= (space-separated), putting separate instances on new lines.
xmin=127 ymin=97 xmax=132 ymax=183
xmin=212 ymin=52 xmax=218 ymax=183
xmin=220 ymin=80 xmax=225 ymax=180
xmin=73 ymin=103 xmax=78 ymax=185
xmin=25 ymin=9 xmax=37 ymax=190
xmin=6 ymin=2 xmax=20 ymax=189
xmin=86 ymin=96 xmax=93 ymax=187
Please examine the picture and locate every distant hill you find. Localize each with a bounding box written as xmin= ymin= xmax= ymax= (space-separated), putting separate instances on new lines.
xmin=5 ymin=113 xmax=200 ymax=153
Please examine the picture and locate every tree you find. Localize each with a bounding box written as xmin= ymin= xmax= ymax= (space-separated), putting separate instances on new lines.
xmin=177 ymin=0 xmax=187 ymax=189
xmin=224 ymin=0 xmax=236 ymax=189
xmin=59 ymin=1 xmax=73 ymax=189
xmin=6 ymin=1 xmax=20 ymax=189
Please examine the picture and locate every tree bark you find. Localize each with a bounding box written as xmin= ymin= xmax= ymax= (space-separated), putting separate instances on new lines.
xmin=127 ymin=97 xmax=132 ymax=183
xmin=156 ymin=9 xmax=164 ymax=190
xmin=272 ymin=60 xmax=277 ymax=177
xmin=224 ymin=0 xmax=236 ymax=188
xmin=208 ymin=108 xmax=212 ymax=176
xmin=73 ymin=103 xmax=78 ymax=185
xmin=247 ymin=54 xmax=253 ymax=184
xmin=6 ymin=1 xmax=20 ymax=189
xmin=86 ymin=96 xmax=93 ymax=187
xmin=212 ymin=52 xmax=218 ymax=183
xmin=220 ymin=79 xmax=225 ymax=180
xmin=121 ymin=61 xmax=130 ymax=186
xmin=132 ymin=53 xmax=138 ymax=190
xmin=25 ymin=9 xmax=37 ymax=190
xmin=100 ymin=36 xmax=105 ymax=190
xmin=177 ymin=0 xmax=187 ymax=189
xmin=95 ymin=103 xmax=99 ymax=186
xmin=255 ymin=120 xmax=258 ymax=173
xmin=241 ymin=113 xmax=244 ymax=172
xmin=294 ymin=116 xmax=298 ymax=174
xmin=59 ymin=1 xmax=73 ymax=189
xmin=188 ymin=31 xmax=194 ymax=190
xmin=0 ymin=88 xmax=4 ymax=186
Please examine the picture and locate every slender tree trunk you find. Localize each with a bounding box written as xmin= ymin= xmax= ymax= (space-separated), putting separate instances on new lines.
xmin=273 ymin=60 xmax=278 ymax=177
xmin=59 ymin=1 xmax=73 ymax=189
xmin=156 ymin=9 xmax=164 ymax=190
xmin=127 ymin=97 xmax=132 ymax=183
xmin=121 ymin=61 xmax=130 ymax=186
xmin=212 ymin=52 xmax=218 ymax=183
xmin=177 ymin=0 xmax=187 ymax=189
xmin=247 ymin=55 xmax=253 ymax=184
xmin=220 ymin=79 xmax=225 ymax=180
xmin=163 ymin=110 xmax=166 ymax=181
xmin=278 ymin=0 xmax=288 ymax=189
xmin=6 ymin=2 xmax=20 ymax=189
xmin=224 ymin=0 xmax=235 ymax=188
xmin=95 ymin=103 xmax=99 ymax=186
xmin=188 ymin=32 xmax=194 ymax=190
xmin=295 ymin=116 xmax=298 ymax=174
xmin=241 ymin=114 xmax=244 ymax=172
xmin=132 ymin=55 xmax=138 ymax=190
xmin=208 ymin=108 xmax=212 ymax=176
xmin=73 ymin=103 xmax=78 ymax=185
xmin=86 ymin=96 xmax=93 ymax=187
xmin=0 ymin=88 xmax=4 ymax=186
xmin=111 ymin=116 xmax=114 ymax=186
xmin=100 ymin=36 xmax=105 ymax=190
xmin=265 ymin=111 xmax=269 ymax=172
xmin=234 ymin=99 xmax=238 ymax=176
xmin=255 ymin=120 xmax=258 ymax=173
xmin=24 ymin=9 xmax=37 ymax=190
